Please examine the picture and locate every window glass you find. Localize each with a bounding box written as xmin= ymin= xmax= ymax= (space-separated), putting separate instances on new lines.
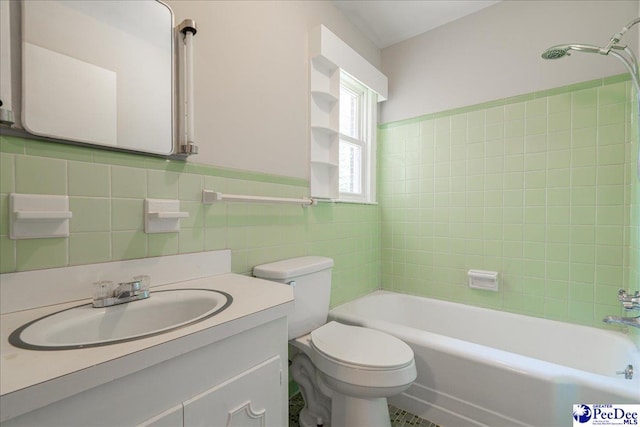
xmin=338 ymin=71 xmax=376 ymax=203
xmin=339 ymin=140 xmax=362 ymax=194
xmin=339 ymin=85 xmax=360 ymax=139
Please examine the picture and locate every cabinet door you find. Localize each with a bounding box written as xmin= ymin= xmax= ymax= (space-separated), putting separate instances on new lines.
xmin=137 ymin=404 xmax=183 ymax=427
xmin=183 ymin=356 xmax=282 ymax=427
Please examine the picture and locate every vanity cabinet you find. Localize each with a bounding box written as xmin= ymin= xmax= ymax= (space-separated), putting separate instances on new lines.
xmin=141 ymin=356 xmax=282 ymax=427
xmin=2 ymin=318 xmax=288 ymax=427
xmin=183 ymin=356 xmax=282 ymax=426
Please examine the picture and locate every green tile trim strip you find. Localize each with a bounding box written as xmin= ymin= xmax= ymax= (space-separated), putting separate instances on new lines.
xmin=379 ymin=73 xmax=631 ymax=129
xmin=0 ymin=132 xmax=309 ymax=188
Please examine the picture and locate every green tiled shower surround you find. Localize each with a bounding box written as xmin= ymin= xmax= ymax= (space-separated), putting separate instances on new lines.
xmin=379 ymin=75 xmax=640 ymax=334
xmin=0 ymin=74 xmax=638 ymax=337
xmin=0 ymin=136 xmax=380 ymax=307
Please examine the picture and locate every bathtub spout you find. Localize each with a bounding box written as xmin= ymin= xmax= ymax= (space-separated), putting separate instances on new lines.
xmin=603 ymin=315 xmax=640 ymax=328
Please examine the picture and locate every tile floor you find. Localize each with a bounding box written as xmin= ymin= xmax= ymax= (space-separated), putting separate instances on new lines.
xmin=289 ymin=393 xmax=439 ymax=427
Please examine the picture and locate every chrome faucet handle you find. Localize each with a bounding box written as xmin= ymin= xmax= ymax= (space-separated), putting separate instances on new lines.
xmin=619 ymin=289 xmax=640 ymax=298
xmin=116 ymin=275 xmax=150 ymax=295
xmin=616 ymin=365 xmax=634 ymax=380
xmin=134 ymin=275 xmax=151 ymax=290
xmin=93 ymin=281 xmax=115 ymax=301
xmin=115 ymin=280 xmax=140 ymax=297
xmin=618 ymin=288 xmax=629 ymax=300
xmin=618 ymin=289 xmax=640 ymax=310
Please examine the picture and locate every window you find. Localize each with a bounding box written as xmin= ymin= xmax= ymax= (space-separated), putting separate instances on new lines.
xmin=338 ymin=72 xmax=377 ymax=203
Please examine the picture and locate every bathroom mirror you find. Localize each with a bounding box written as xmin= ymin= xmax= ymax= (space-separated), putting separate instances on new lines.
xmin=21 ymin=0 xmax=174 ymax=155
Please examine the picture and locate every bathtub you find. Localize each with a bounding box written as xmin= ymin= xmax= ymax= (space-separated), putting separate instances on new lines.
xmin=329 ymin=291 xmax=640 ymax=427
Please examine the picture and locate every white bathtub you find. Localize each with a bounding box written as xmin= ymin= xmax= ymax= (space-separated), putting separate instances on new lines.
xmin=329 ymin=291 xmax=640 ymax=427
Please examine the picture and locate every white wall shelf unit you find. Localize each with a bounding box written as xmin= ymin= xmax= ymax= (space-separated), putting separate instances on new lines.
xmin=310 ymin=125 xmax=338 ymax=137
xmin=308 ymin=25 xmax=388 ymax=201
xmin=310 ymin=90 xmax=338 ymax=104
xmin=310 ymin=126 xmax=338 ymax=167
xmin=309 ymin=32 xmax=340 ymax=200
xmin=310 ymin=163 xmax=339 ymax=200
xmin=310 ymin=95 xmax=338 ymax=130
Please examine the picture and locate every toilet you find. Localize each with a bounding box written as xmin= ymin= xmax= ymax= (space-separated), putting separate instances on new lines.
xmin=253 ymin=256 xmax=416 ymax=427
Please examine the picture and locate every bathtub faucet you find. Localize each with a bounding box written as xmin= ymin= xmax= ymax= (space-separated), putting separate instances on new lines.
xmin=617 ymin=289 xmax=640 ymax=310
xmin=602 ymin=315 xmax=640 ymax=329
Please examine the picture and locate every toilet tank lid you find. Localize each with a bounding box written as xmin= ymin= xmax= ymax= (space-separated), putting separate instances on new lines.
xmin=253 ymin=256 xmax=334 ymax=280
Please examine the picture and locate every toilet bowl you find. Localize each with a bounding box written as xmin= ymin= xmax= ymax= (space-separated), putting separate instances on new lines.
xmin=253 ymin=257 xmax=416 ymax=427
xmin=293 ymin=321 xmax=416 ymax=427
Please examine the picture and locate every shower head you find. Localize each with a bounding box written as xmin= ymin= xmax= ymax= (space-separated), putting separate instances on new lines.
xmin=541 ymin=46 xmax=569 ymax=59
xmin=541 ymin=44 xmax=602 ymax=60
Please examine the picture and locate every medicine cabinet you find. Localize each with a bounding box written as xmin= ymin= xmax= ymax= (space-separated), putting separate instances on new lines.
xmin=19 ymin=0 xmax=175 ymax=155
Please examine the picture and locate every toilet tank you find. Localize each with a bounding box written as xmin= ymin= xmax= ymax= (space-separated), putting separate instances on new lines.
xmin=253 ymin=256 xmax=334 ymax=340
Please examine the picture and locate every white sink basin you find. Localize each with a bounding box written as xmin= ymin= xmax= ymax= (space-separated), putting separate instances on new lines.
xmin=9 ymin=289 xmax=232 ymax=350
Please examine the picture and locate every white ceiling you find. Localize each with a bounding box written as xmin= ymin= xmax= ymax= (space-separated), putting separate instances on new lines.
xmin=332 ymin=0 xmax=501 ymax=48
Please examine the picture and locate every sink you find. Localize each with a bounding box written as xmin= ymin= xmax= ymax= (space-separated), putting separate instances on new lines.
xmin=9 ymin=289 xmax=233 ymax=350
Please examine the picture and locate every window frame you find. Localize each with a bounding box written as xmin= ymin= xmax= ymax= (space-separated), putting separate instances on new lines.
xmin=338 ymin=71 xmax=377 ymax=204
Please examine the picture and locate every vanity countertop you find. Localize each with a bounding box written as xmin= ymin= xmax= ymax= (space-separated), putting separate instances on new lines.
xmin=0 ymin=273 xmax=293 ymax=422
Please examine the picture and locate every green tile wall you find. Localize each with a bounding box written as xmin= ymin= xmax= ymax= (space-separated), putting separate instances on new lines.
xmin=379 ymin=76 xmax=638 ymax=334
xmin=0 ymin=136 xmax=380 ymax=308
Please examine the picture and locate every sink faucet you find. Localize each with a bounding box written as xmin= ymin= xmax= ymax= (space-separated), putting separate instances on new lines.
xmin=603 ymin=315 xmax=640 ymax=329
xmin=93 ymin=276 xmax=151 ymax=308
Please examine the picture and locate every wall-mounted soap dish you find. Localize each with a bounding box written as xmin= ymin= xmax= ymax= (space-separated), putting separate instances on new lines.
xmin=144 ymin=199 xmax=189 ymax=234
xmin=10 ymin=193 xmax=72 ymax=239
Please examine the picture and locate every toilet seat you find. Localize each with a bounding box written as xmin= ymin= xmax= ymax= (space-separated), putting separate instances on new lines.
xmin=306 ymin=322 xmax=417 ymax=389
xmin=311 ymin=321 xmax=414 ymax=370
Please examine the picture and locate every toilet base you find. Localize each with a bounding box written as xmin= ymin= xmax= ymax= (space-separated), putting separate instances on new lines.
xmin=291 ymin=352 xmax=393 ymax=427
xmin=289 ymin=330 xmax=414 ymax=427
xmin=290 ymin=353 xmax=331 ymax=427
xmin=331 ymin=393 xmax=391 ymax=427
xmin=299 ymin=407 xmax=331 ymax=427
xmin=297 ymin=393 xmax=392 ymax=427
